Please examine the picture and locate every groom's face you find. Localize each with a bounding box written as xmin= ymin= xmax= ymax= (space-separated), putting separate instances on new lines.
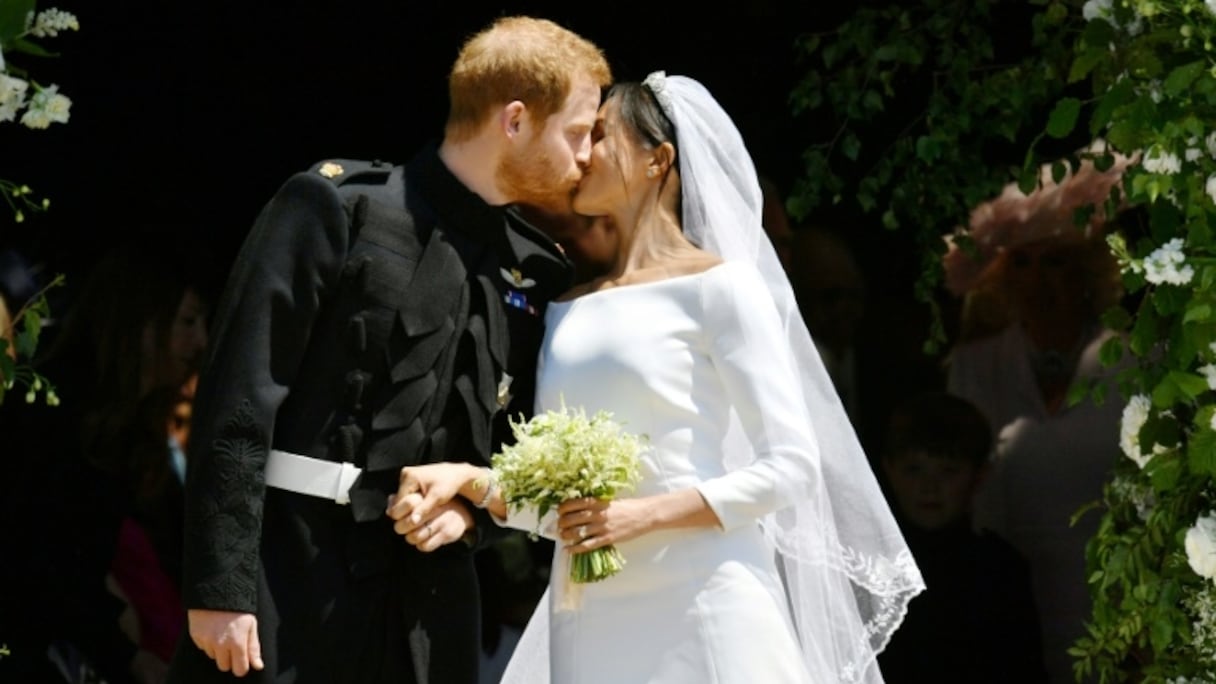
xmin=497 ymin=74 xmax=601 ymax=214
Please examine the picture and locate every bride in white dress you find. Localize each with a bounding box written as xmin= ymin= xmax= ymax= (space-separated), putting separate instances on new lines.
xmin=390 ymin=72 xmax=923 ymax=683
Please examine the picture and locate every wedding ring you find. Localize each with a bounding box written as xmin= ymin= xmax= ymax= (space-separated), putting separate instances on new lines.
xmin=577 ymin=525 xmax=588 ymax=540
xmin=424 ymin=523 xmax=433 ymax=538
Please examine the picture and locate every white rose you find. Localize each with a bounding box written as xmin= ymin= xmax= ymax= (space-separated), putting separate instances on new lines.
xmin=1187 ymin=513 xmax=1216 ymax=581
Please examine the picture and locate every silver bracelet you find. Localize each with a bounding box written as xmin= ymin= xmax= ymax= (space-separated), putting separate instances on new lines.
xmin=473 ymin=470 xmax=498 ymax=509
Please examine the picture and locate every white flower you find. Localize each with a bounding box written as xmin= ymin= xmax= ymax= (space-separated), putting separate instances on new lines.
xmin=0 ymin=73 xmax=29 ymax=123
xmin=32 ymin=85 xmax=71 ymax=124
xmin=28 ymin=8 xmax=79 ymax=38
xmin=1208 ymin=175 xmax=1216 ymax=206
xmin=1207 ymin=132 xmax=1216 ymax=160
xmin=1208 ymin=0 xmax=1216 ymax=17
xmin=1144 ymin=238 xmax=1195 ymax=286
xmin=1211 ymin=341 xmax=1216 ymax=356
xmin=1110 ymin=475 xmax=1157 ymax=521
xmin=20 ymin=107 xmax=52 ymax=129
xmin=1188 ymin=513 xmax=1216 ymax=581
xmin=1184 ymin=585 xmax=1216 ymax=665
xmin=1202 ymin=365 xmax=1216 ymax=391
xmin=1142 ymin=146 xmax=1182 ymax=175
xmin=1119 ymin=394 xmax=1165 ymax=468
xmin=1188 ymin=147 xmax=1205 ymax=163
xmin=1083 ymin=0 xmax=1113 ymax=22
xmin=19 ymin=84 xmax=70 ymax=128
xmin=1211 ymin=411 xmax=1216 ymax=432
xmin=1148 ymin=80 xmax=1164 ymax=104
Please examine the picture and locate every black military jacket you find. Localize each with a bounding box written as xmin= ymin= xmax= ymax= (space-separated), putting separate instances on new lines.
xmin=174 ymin=143 xmax=570 ymax=682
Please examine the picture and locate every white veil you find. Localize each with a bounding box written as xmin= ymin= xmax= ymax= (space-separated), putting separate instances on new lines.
xmin=501 ymin=72 xmax=924 ymax=683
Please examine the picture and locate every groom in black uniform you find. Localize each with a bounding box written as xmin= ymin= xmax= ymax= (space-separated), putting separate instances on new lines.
xmin=168 ymin=16 xmax=611 ymax=684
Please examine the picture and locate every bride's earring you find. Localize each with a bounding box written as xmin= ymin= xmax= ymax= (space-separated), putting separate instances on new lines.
xmin=646 ymin=168 xmax=657 ymax=178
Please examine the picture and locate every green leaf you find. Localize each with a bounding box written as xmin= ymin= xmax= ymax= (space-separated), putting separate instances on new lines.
xmin=1047 ymin=97 xmax=1082 ymax=139
xmin=1098 ymin=335 xmax=1124 ymax=367
xmin=862 ymin=89 xmax=884 ymax=112
xmin=0 ymin=0 xmax=35 ymax=42
xmin=1102 ymin=306 xmax=1133 ymax=331
xmin=1052 ymin=160 xmax=1068 ymax=184
xmin=0 ymin=350 xmax=12 ymax=389
xmin=1167 ymin=371 xmax=1210 ymax=400
xmin=1130 ymin=305 xmax=1160 ymax=356
xmin=14 ymin=324 xmax=37 ymax=359
xmin=1069 ymin=48 xmax=1106 ymax=83
xmin=881 ymin=208 xmax=899 ymax=230
xmin=841 ymin=133 xmax=861 ymax=161
xmin=9 ymin=36 xmax=58 ymax=59
xmin=1045 ymin=1 xmax=1068 ymax=23
xmin=1184 ymin=303 xmax=1213 ymax=324
xmin=1067 ymin=378 xmax=1093 ymax=408
xmin=1189 ymin=430 xmax=1216 ymax=476
xmin=1164 ymin=61 xmax=1205 ymax=98
xmin=1147 ymin=454 xmax=1182 ymax=492
xmin=915 ymin=136 xmax=940 ymax=163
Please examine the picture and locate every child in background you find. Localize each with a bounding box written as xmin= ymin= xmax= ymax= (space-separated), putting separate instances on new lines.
xmin=877 ymin=391 xmax=1049 ymax=683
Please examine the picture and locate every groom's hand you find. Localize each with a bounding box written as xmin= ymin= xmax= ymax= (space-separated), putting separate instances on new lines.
xmin=187 ymin=609 xmax=263 ymax=676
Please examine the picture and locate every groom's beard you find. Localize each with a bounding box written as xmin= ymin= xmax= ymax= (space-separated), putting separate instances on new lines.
xmin=497 ymin=144 xmax=580 ymax=215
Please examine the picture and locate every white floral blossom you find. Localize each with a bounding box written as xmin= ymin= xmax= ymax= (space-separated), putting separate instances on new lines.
xmin=1208 ymin=175 xmax=1216 ymax=206
xmin=1207 ymin=0 xmax=1216 ymax=17
xmin=1144 ymin=238 xmax=1195 ymax=285
xmin=1084 ymin=0 xmax=1114 ymax=22
xmin=1143 ymin=146 xmax=1182 ymax=174
xmin=20 ymin=107 xmax=51 ymax=129
xmin=18 ymin=84 xmax=70 ymax=129
xmin=36 ymin=85 xmax=70 ymax=124
xmin=1202 ymin=365 xmax=1216 ymax=391
xmin=1185 ymin=585 xmax=1216 ymax=666
xmin=0 ymin=73 xmax=29 ymax=123
xmin=1189 ymin=513 xmax=1216 ymax=581
xmin=1119 ymin=394 xmax=1169 ymax=467
xmin=1110 ymin=475 xmax=1157 ymax=521
xmin=1188 ymin=146 xmax=1205 ymax=163
xmin=28 ymin=9 xmax=79 ymax=38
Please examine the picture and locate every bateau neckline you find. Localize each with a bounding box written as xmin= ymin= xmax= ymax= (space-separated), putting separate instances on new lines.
xmin=550 ymin=261 xmax=731 ymax=307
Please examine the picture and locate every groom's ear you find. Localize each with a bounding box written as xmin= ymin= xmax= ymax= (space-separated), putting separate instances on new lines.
xmin=500 ymin=100 xmax=527 ymax=138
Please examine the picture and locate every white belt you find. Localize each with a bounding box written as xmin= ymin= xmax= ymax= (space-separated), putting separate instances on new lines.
xmin=265 ymin=450 xmax=362 ymax=505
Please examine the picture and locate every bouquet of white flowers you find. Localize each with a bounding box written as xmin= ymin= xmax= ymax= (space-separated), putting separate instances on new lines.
xmin=492 ymin=400 xmax=646 ymax=583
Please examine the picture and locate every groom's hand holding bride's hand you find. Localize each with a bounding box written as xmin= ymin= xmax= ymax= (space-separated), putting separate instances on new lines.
xmin=387 ymin=463 xmax=479 ymax=552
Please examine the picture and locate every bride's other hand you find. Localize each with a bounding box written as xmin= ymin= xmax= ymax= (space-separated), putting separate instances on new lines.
xmin=557 ymin=497 xmax=651 ymax=551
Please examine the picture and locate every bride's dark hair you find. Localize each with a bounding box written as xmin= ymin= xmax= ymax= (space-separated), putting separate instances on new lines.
xmin=609 ymin=81 xmax=675 ymax=152
xmin=606 ymin=81 xmax=681 ymax=218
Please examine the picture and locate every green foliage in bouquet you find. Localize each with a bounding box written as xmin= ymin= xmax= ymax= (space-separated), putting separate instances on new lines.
xmin=493 ymin=401 xmax=646 ymax=583
xmin=792 ymin=0 xmax=1216 ymax=680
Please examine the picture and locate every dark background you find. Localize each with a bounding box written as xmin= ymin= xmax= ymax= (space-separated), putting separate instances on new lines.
xmin=3 ymin=0 xmax=857 ymax=288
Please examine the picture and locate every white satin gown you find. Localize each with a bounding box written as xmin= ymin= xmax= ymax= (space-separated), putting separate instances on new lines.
xmin=504 ymin=262 xmax=819 ymax=683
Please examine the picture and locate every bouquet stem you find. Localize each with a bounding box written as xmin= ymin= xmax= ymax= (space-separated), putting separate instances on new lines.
xmin=570 ymin=545 xmax=627 ymax=583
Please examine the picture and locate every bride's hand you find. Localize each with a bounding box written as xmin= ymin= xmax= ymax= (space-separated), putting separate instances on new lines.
xmin=557 ymin=497 xmax=650 ymax=551
xmin=387 ymin=462 xmax=480 ymax=527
